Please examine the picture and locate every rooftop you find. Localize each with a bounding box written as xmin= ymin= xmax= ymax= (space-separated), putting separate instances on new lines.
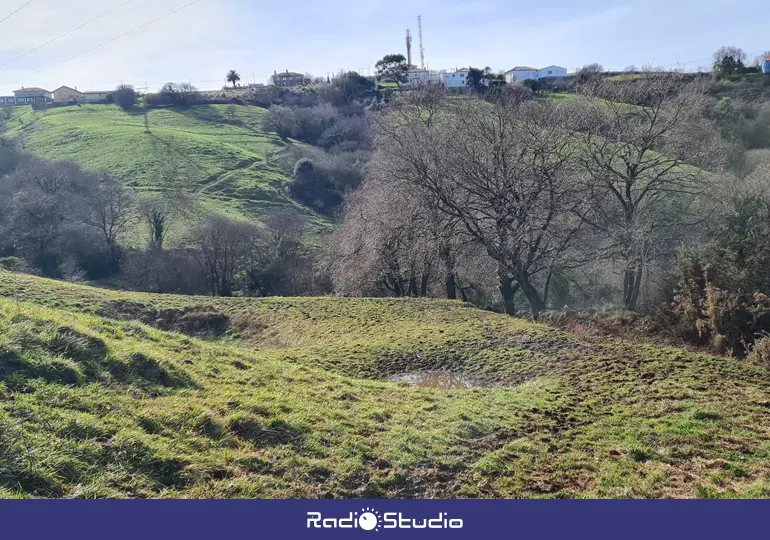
xmin=506 ymin=66 xmax=537 ymax=73
xmin=13 ymin=87 xmax=51 ymax=93
xmin=274 ymin=71 xmax=304 ymax=77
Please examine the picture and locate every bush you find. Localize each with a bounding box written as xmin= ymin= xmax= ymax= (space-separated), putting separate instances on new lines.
xmin=159 ymin=82 xmax=198 ymax=106
xmin=671 ymin=194 xmax=770 ymax=354
xmin=290 ymin=158 xmax=341 ymax=214
xmin=110 ymin=84 xmax=137 ymax=110
xmin=748 ymin=336 xmax=770 ymax=367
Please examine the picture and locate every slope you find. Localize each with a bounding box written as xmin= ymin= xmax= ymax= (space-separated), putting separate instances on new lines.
xmin=2 ymin=104 xmax=324 ymax=235
xmin=1 ymin=270 xmax=770 ymax=499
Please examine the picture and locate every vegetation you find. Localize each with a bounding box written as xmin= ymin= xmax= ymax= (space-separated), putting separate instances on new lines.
xmin=375 ymin=54 xmax=409 ymax=87
xmin=2 ymin=103 xmax=305 ymax=226
xmin=110 ymin=84 xmax=138 ymax=111
xmin=2 ymin=270 xmax=770 ymax=498
xmin=226 ymin=70 xmax=241 ymax=88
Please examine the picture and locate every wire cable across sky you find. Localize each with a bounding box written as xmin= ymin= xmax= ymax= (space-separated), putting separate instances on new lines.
xmin=0 ymin=0 xmax=136 ymax=71
xmin=0 ymin=0 xmax=204 ymax=90
xmin=0 ymin=0 xmax=34 ymax=26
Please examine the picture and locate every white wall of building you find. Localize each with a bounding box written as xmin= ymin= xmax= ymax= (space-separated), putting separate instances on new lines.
xmin=508 ymin=70 xmax=538 ymax=83
xmin=441 ymin=71 xmax=468 ymax=88
xmin=537 ymin=65 xmax=567 ymax=78
xmin=406 ymin=70 xmax=429 ymax=87
xmin=505 ymin=65 xmax=568 ymax=83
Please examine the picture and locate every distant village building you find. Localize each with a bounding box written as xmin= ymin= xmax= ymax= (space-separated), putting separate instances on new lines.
xmin=763 ymin=56 xmax=770 ymax=74
xmin=81 ymin=91 xmax=111 ymax=103
xmin=441 ymin=68 xmax=470 ymax=89
xmin=272 ymin=70 xmax=305 ymax=87
xmin=504 ymin=65 xmax=567 ymax=83
xmin=52 ymin=86 xmax=83 ymax=103
xmin=406 ymin=67 xmax=429 ymax=87
xmin=536 ymin=65 xmax=568 ymax=79
xmin=0 ymin=87 xmax=53 ymax=107
xmin=505 ymin=67 xmax=538 ymax=83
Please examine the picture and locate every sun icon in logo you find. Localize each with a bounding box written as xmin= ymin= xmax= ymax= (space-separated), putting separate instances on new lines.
xmin=358 ymin=507 xmax=382 ymax=532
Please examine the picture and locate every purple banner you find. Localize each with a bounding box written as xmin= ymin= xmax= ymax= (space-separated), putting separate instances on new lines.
xmin=1 ymin=500 xmax=768 ymax=539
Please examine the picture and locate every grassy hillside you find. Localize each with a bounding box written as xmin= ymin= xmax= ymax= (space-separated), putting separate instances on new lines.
xmin=2 ymin=104 xmax=326 ymax=237
xmin=1 ymin=270 xmax=770 ymax=498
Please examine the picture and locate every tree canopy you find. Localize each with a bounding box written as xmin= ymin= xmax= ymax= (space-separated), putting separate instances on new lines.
xmin=375 ymin=54 xmax=409 ymax=86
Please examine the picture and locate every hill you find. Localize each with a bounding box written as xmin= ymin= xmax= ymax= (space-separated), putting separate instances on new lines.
xmin=1 ymin=269 xmax=770 ymax=498
xmin=1 ymin=104 xmax=327 ymax=238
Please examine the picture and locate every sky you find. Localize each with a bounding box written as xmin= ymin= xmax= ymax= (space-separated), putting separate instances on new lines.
xmin=0 ymin=0 xmax=767 ymax=94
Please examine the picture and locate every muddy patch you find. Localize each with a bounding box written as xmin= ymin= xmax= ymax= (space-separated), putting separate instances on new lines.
xmin=97 ymin=301 xmax=230 ymax=339
xmin=388 ymin=371 xmax=478 ymax=389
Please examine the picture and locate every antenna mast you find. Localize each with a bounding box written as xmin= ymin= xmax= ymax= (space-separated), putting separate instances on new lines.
xmin=406 ymin=29 xmax=413 ymax=67
xmin=418 ymin=15 xmax=425 ymax=69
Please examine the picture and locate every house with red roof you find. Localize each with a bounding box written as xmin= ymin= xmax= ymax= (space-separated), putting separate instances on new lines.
xmin=504 ymin=65 xmax=567 ymax=83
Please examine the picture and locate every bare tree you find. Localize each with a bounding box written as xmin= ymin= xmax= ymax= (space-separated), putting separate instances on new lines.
xmin=138 ymin=165 xmax=196 ymax=251
xmin=371 ymin=90 xmax=586 ymax=318
xmin=245 ymin=211 xmax=315 ymax=297
xmin=82 ymin=172 xmax=135 ymax=272
xmin=262 ymin=105 xmax=297 ymax=140
xmin=571 ymin=72 xmax=720 ymax=310
xmin=191 ymin=215 xmax=254 ymax=297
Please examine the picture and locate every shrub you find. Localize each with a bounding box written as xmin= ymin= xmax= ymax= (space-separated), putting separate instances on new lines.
xmin=110 ymin=84 xmax=137 ymax=110
xmin=748 ymin=336 xmax=770 ymax=368
xmin=671 ymin=194 xmax=770 ymax=353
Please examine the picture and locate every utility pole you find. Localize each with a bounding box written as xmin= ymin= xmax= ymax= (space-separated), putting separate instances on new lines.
xmin=139 ymin=83 xmax=150 ymax=134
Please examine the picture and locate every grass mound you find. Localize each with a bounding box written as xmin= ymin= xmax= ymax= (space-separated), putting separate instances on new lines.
xmin=1 ymin=270 xmax=770 ymax=498
xmin=2 ymin=104 xmax=330 ymax=240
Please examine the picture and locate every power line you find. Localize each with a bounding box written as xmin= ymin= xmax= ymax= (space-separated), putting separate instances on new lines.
xmin=0 ymin=0 xmax=205 ymax=90
xmin=0 ymin=0 xmax=135 ymax=70
xmin=0 ymin=0 xmax=33 ymax=26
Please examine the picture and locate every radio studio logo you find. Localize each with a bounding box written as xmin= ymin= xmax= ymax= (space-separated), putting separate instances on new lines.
xmin=306 ymin=507 xmax=464 ymax=531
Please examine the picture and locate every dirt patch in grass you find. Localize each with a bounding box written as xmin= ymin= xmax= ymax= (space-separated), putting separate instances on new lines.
xmin=98 ymin=301 xmax=230 ymax=339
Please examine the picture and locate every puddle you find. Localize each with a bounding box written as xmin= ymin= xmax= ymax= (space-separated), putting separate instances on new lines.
xmin=388 ymin=371 xmax=476 ymax=389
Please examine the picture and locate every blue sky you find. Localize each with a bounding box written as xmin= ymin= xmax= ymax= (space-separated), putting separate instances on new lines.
xmin=0 ymin=0 xmax=767 ymax=94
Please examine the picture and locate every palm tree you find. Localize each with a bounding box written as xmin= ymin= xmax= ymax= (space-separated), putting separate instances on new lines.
xmin=226 ymin=70 xmax=241 ymax=88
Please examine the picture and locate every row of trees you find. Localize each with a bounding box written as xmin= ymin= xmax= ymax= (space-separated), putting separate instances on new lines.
xmin=0 ymin=141 xmax=321 ymax=297
xmin=331 ymin=74 xmax=728 ymax=319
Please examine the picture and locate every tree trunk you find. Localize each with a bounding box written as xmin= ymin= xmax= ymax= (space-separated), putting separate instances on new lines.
xmin=497 ymin=264 xmax=517 ymax=316
xmin=622 ymin=260 xmax=643 ymax=311
xmin=409 ymin=274 xmax=419 ymax=296
xmin=108 ymin=241 xmax=121 ymax=274
xmin=439 ymin=246 xmax=457 ymax=300
xmin=518 ymin=273 xmax=546 ymax=320
xmin=445 ymin=272 xmax=457 ymax=300
xmin=420 ymin=270 xmax=430 ymax=297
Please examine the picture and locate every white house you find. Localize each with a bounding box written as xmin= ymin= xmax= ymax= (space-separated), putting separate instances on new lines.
xmin=441 ymin=68 xmax=469 ymax=89
xmin=505 ymin=67 xmax=538 ymax=83
xmin=406 ymin=68 xmax=429 ymax=87
xmin=537 ymin=65 xmax=568 ymax=79
xmin=505 ymin=65 xmax=567 ymax=83
xmin=81 ymin=91 xmax=111 ymax=103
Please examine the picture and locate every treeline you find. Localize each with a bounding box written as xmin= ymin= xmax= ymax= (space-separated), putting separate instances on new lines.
xmin=0 ymin=140 xmax=327 ymax=298
xmin=328 ymin=76 xmax=770 ymax=358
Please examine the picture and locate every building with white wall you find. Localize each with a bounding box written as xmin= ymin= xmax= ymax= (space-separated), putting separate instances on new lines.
xmin=504 ymin=67 xmax=538 ymax=83
xmin=406 ymin=68 xmax=429 ymax=87
xmin=537 ymin=65 xmax=568 ymax=78
xmin=505 ymin=65 xmax=567 ymax=83
xmin=441 ymin=68 xmax=469 ymax=89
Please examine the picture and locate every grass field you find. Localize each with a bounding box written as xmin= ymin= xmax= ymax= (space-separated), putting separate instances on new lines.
xmin=1 ymin=269 xmax=770 ymax=499
xmin=2 ymin=104 xmax=328 ymax=242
